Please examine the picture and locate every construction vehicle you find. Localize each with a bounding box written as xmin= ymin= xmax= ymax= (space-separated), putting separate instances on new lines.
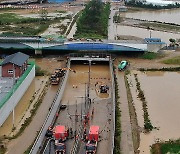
xmin=54 ymin=68 xmax=66 ymax=77
xmin=99 ymin=84 xmax=109 ymax=93
xmin=50 ymin=74 xmax=60 ymax=85
xmin=85 ymin=125 xmax=99 ymax=154
xmin=53 ymin=125 xmax=68 ymax=154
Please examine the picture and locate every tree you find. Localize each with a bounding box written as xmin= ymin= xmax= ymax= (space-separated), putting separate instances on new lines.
xmin=39 ymin=8 xmax=48 ymax=21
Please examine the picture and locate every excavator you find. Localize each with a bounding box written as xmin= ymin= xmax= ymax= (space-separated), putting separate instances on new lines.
xmin=50 ymin=67 xmax=76 ymax=85
xmin=99 ymin=84 xmax=109 ymax=93
xmin=96 ymin=81 xmax=109 ymax=93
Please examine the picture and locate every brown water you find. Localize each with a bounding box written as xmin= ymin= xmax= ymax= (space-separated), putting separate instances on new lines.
xmin=0 ymin=77 xmax=45 ymax=136
xmin=117 ymin=25 xmax=180 ymax=43
xmin=58 ymin=64 xmax=112 ymax=154
xmin=129 ymin=71 xmax=180 ymax=153
xmin=123 ymin=8 xmax=180 ymax=25
xmin=62 ymin=64 xmax=111 ymax=105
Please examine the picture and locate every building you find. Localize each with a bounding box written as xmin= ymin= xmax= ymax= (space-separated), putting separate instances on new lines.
xmin=144 ymin=38 xmax=166 ymax=52
xmin=0 ymin=52 xmax=35 ymax=127
xmin=1 ymin=52 xmax=29 ymax=78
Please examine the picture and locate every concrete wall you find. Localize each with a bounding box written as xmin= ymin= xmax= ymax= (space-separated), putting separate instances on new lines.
xmin=0 ymin=65 xmax=35 ymax=126
xmin=147 ymin=43 xmax=166 ymax=52
xmin=0 ymin=66 xmax=1 ymax=77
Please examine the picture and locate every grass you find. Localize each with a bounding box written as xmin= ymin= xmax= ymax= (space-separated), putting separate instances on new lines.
xmin=113 ymin=66 xmax=121 ymax=154
xmin=139 ymin=67 xmax=180 ymax=72
xmin=140 ymin=52 xmax=163 ymax=60
xmin=124 ymin=72 xmax=140 ymax=152
xmin=134 ymin=74 xmax=153 ymax=132
xmin=162 ymin=56 xmax=180 ymax=65
xmin=0 ymin=139 xmax=7 ymax=154
xmin=0 ymin=13 xmax=68 ymax=36
xmin=151 ymin=139 xmax=180 ymax=154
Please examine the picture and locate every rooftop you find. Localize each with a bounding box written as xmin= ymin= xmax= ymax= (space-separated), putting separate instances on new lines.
xmin=1 ymin=52 xmax=29 ymax=67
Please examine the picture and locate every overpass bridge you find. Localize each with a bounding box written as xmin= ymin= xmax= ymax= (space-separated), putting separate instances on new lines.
xmin=0 ymin=36 xmax=148 ymax=54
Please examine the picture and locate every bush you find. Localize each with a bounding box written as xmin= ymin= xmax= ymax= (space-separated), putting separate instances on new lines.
xmin=35 ymin=65 xmax=45 ymax=76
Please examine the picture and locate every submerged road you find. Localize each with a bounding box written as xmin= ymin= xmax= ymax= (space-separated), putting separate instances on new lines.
xmin=43 ymin=63 xmax=113 ymax=154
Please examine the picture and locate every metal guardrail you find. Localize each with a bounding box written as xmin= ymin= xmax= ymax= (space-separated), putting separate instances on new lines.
xmin=29 ymin=60 xmax=71 ymax=154
xmin=109 ymin=58 xmax=115 ymax=154
xmin=70 ymin=126 xmax=83 ymax=154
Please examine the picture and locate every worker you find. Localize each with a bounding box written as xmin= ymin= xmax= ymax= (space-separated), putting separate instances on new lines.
xmin=70 ymin=127 xmax=73 ymax=138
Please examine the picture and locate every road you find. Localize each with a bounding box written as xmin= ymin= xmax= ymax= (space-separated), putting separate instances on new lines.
xmin=117 ymin=71 xmax=134 ymax=154
xmin=108 ymin=5 xmax=117 ymax=40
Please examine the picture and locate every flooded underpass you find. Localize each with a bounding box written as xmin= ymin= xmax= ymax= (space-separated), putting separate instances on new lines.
xmin=44 ymin=61 xmax=113 ymax=154
xmin=127 ymin=71 xmax=180 ymax=154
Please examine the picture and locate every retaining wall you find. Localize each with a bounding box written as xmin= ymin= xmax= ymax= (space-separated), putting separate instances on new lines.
xmin=0 ymin=63 xmax=35 ymax=126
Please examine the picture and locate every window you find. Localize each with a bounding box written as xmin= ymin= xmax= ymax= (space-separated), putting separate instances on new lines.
xmin=8 ymin=70 xmax=14 ymax=74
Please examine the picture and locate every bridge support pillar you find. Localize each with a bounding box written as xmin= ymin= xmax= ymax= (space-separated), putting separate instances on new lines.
xmin=35 ymin=49 xmax=42 ymax=55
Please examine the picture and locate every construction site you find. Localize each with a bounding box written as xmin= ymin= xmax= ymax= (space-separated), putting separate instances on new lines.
xmin=28 ymin=54 xmax=115 ymax=154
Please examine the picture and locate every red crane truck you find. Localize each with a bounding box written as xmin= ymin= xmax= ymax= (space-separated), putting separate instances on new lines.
xmin=85 ymin=125 xmax=99 ymax=154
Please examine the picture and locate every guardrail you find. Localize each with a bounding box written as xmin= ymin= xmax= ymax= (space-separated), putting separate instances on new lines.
xmin=109 ymin=58 xmax=115 ymax=154
xmin=70 ymin=126 xmax=83 ymax=154
xmin=29 ymin=60 xmax=71 ymax=154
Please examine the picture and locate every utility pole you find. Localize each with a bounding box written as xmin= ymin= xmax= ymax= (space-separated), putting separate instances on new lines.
xmin=12 ymin=63 xmax=15 ymax=130
xmin=87 ymin=60 xmax=91 ymax=109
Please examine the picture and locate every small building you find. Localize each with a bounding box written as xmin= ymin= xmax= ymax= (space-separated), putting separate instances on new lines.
xmin=119 ymin=6 xmax=128 ymax=12
xmin=144 ymin=38 xmax=166 ymax=52
xmin=1 ymin=52 xmax=29 ymax=78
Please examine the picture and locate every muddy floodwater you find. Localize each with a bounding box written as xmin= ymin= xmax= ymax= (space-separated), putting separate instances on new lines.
xmin=56 ymin=64 xmax=112 ymax=154
xmin=128 ymin=71 xmax=180 ymax=153
xmin=123 ymin=8 xmax=180 ymax=25
xmin=0 ymin=76 xmax=46 ymax=136
xmin=117 ymin=25 xmax=180 ymax=43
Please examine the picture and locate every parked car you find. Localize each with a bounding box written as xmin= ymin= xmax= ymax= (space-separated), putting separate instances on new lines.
xmin=118 ymin=60 xmax=129 ymax=71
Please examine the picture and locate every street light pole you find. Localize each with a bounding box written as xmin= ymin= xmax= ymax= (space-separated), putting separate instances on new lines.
xmin=12 ymin=63 xmax=15 ymax=129
xmin=87 ymin=60 xmax=91 ymax=107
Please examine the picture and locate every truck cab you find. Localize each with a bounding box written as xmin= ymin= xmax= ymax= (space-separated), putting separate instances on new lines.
xmin=55 ymin=142 xmax=66 ymax=154
xmin=85 ymin=126 xmax=99 ymax=154
xmin=53 ymin=125 xmax=68 ymax=154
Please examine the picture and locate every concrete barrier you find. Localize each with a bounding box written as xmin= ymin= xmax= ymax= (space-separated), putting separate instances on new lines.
xmin=29 ymin=60 xmax=71 ymax=154
xmin=0 ymin=64 xmax=35 ymax=126
xmin=109 ymin=59 xmax=115 ymax=154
